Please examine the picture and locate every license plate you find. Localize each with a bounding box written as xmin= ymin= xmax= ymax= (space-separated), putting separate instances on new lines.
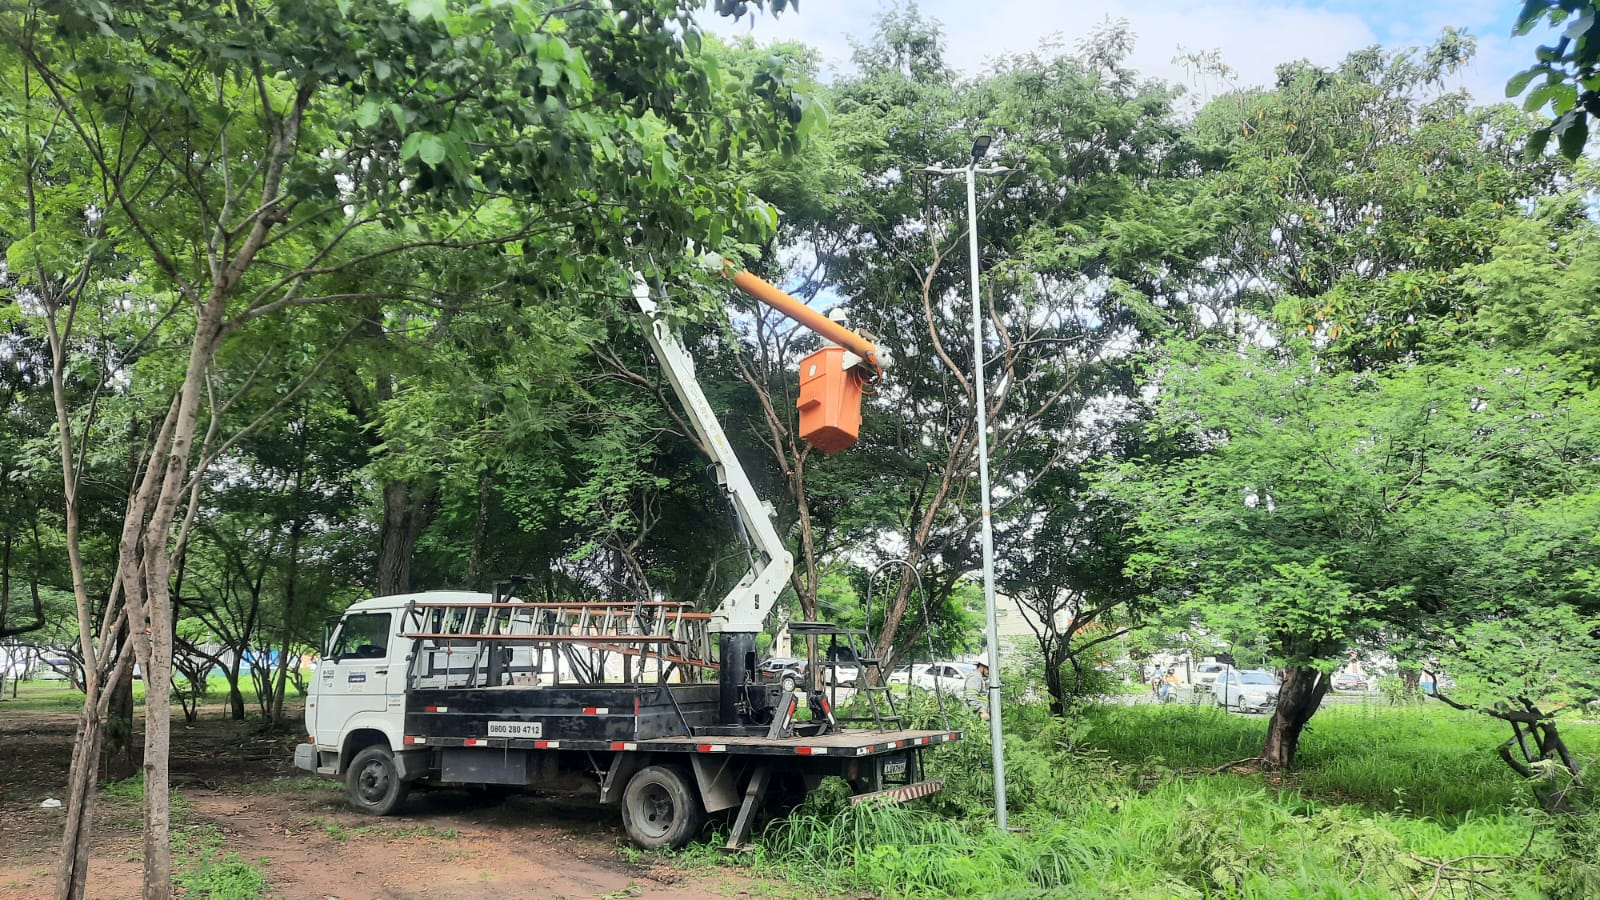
xmin=883 ymin=757 xmax=907 ymax=777
xmin=487 ymin=721 xmax=543 ymax=738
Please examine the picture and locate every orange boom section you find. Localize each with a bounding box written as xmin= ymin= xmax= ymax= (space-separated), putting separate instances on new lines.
xmin=727 ymin=267 xmax=879 ymax=454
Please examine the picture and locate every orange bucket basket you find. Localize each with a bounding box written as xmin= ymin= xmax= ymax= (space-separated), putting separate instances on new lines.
xmin=796 ymin=347 xmax=866 ymax=453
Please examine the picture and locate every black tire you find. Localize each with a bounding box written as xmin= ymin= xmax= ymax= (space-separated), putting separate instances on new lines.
xmin=346 ymin=745 xmax=410 ymax=816
xmin=621 ymin=765 xmax=705 ymax=850
xmin=780 ymin=674 xmax=797 ymax=692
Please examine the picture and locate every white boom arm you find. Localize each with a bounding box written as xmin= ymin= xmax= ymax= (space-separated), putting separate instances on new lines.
xmin=632 ymin=277 xmax=793 ymax=633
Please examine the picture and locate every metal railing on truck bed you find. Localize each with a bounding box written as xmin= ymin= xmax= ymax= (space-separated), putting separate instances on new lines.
xmin=398 ymin=592 xmax=715 ymax=691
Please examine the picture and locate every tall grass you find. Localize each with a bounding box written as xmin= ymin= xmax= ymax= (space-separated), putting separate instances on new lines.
xmin=693 ymin=700 xmax=1599 ymax=898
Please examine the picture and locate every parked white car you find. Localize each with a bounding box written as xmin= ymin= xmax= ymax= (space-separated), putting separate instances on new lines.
xmin=1190 ymin=662 xmax=1234 ymax=697
xmin=1214 ymin=669 xmax=1280 ymax=714
xmin=887 ymin=661 xmax=976 ymax=694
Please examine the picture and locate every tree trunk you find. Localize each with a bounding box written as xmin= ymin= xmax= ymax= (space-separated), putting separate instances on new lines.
xmin=122 ymin=305 xmax=225 ymax=900
xmin=101 ymin=653 xmax=139 ymax=782
xmin=1260 ymin=665 xmax=1329 ymax=769
xmin=378 ymin=479 xmax=421 ymax=596
xmin=225 ymin=652 xmax=247 ymax=720
xmin=1401 ymin=668 xmax=1421 ymax=696
xmin=271 ymin=519 xmax=304 ymax=726
xmin=466 ymin=477 xmax=486 ymax=591
xmin=56 ymin=702 xmax=105 ymax=899
xmin=137 ymin=610 xmax=174 ymax=900
xmin=1043 ymin=643 xmax=1067 ymax=717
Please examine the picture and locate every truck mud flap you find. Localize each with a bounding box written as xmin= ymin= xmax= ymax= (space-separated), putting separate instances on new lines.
xmin=395 ymin=749 xmax=431 ymax=782
xmin=848 ymin=779 xmax=943 ymax=806
xmin=441 ymin=747 xmax=528 ymax=785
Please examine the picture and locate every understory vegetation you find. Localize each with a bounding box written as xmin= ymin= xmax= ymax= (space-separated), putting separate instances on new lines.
xmin=98 ymin=776 xmax=268 ymax=900
xmin=682 ymin=702 xmax=1600 ymax=899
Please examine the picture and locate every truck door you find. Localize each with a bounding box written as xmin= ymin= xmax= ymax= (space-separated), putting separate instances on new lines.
xmin=316 ymin=610 xmax=401 ymax=747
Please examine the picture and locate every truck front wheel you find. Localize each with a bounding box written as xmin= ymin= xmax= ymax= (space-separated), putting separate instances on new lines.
xmin=621 ymin=765 xmax=704 ymax=850
xmin=347 ymin=745 xmax=410 ymax=816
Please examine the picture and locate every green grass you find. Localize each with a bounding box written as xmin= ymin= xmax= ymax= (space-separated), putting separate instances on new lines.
xmin=0 ymin=680 xmax=88 ymax=712
xmin=1081 ymin=702 xmax=1600 ymax=821
xmin=92 ymin=776 xmax=266 ymax=897
xmin=309 ymin=817 xmax=459 ymax=843
xmin=172 ymin=823 xmax=269 ymax=900
xmin=0 ymin=674 xmax=288 ymax=718
xmin=237 ymin=775 xmax=336 ymax=796
xmin=676 ymin=700 xmax=1599 ymax=899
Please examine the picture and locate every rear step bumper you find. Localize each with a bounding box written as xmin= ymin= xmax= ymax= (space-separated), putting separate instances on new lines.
xmin=849 ymin=779 xmax=943 ymax=805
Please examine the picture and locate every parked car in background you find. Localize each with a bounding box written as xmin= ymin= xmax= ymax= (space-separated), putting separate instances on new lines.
xmin=1215 ymin=669 xmax=1280 ymax=713
xmin=755 ymin=656 xmax=859 ymax=690
xmin=1332 ymin=672 xmax=1369 ymax=692
xmin=1191 ymin=662 xmax=1233 ymax=697
xmin=817 ymin=659 xmax=860 ymax=687
xmin=755 ymin=657 xmax=806 ymax=691
xmin=887 ymin=662 xmax=976 ymax=694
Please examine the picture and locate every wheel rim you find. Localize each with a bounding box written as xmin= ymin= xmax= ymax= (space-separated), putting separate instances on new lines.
xmin=357 ymin=759 xmax=391 ymax=804
xmin=633 ymin=782 xmax=676 ymax=839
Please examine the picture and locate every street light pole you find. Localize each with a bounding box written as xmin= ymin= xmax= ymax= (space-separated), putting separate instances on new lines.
xmin=923 ymin=135 xmax=1010 ymax=829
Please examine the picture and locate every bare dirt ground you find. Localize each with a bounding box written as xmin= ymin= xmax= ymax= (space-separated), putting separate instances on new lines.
xmin=0 ymin=700 xmax=807 ymax=900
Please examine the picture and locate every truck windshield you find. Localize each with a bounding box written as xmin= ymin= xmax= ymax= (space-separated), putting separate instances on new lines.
xmin=330 ymin=613 xmax=391 ymax=660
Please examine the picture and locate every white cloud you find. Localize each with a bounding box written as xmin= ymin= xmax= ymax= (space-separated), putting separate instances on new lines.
xmin=703 ymin=0 xmax=1538 ymax=106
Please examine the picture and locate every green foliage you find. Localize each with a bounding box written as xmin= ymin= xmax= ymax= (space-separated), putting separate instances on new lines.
xmin=174 ymin=851 xmax=267 ymax=900
xmin=1189 ymin=39 xmax=1564 ymax=367
xmin=1508 ymin=1 xmax=1600 ymax=159
xmin=100 ymin=775 xmax=146 ymax=805
xmin=1549 ymin=811 xmax=1600 ymax=897
xmin=172 ymin=822 xmax=268 ymax=900
xmin=1104 ymin=319 xmax=1600 ymax=763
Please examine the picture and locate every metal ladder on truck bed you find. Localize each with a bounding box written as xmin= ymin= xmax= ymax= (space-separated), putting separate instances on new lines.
xmin=789 ymin=621 xmax=901 ymax=730
xmin=398 ymin=590 xmax=715 ymax=687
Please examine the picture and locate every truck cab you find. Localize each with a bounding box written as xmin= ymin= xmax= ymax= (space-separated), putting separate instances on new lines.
xmin=298 ymin=592 xmax=460 ymax=782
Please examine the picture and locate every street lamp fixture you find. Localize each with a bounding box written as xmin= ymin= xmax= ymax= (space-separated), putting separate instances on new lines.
xmin=920 ymin=137 xmax=1011 ymax=829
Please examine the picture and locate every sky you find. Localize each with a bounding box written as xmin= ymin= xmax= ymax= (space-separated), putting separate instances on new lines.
xmin=702 ymin=0 xmax=1544 ymax=107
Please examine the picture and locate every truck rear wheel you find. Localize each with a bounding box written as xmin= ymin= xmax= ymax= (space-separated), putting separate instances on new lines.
xmin=621 ymin=765 xmax=704 ymax=850
xmin=347 ymin=745 xmax=410 ymax=816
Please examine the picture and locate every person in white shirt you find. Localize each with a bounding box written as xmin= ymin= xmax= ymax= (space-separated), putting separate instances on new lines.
xmin=963 ymin=662 xmax=991 ymax=720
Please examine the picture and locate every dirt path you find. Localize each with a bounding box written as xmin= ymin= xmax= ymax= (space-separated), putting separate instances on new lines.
xmin=0 ymin=704 xmax=804 ymax=899
xmin=172 ymin=789 xmax=749 ymax=900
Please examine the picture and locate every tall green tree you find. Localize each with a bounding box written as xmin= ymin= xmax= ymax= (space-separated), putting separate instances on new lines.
xmin=1103 ymin=38 xmax=1580 ymax=770
xmin=776 ymin=12 xmax=1198 ymax=666
xmin=0 ymin=0 xmax=806 ymax=894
